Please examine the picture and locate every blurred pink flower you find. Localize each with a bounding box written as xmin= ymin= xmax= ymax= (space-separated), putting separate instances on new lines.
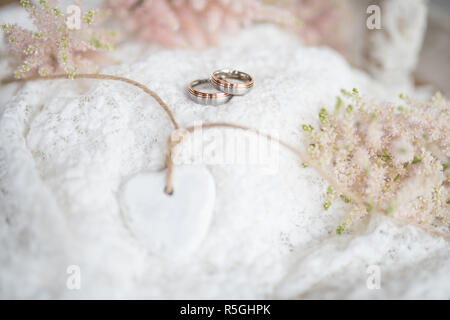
xmin=280 ymin=0 xmax=349 ymax=53
xmin=2 ymin=0 xmax=117 ymax=78
xmin=106 ymin=0 xmax=299 ymax=48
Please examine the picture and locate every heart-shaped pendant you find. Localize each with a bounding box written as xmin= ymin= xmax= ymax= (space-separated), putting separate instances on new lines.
xmin=120 ymin=165 xmax=215 ymax=259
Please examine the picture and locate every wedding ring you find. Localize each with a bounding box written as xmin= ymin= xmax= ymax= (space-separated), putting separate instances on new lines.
xmin=210 ymin=69 xmax=254 ymax=96
xmin=188 ymin=79 xmax=232 ymax=105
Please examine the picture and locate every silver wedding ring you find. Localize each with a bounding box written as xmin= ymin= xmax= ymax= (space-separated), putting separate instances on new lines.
xmin=210 ymin=69 xmax=254 ymax=96
xmin=188 ymin=69 xmax=254 ymax=106
xmin=188 ymin=79 xmax=232 ymax=105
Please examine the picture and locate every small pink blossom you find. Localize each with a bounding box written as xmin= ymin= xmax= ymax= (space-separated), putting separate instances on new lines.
xmin=353 ymin=147 xmax=370 ymax=171
xmin=391 ymin=138 xmax=414 ymax=166
xmin=365 ymin=122 xmax=383 ymax=150
xmin=2 ymin=0 xmax=117 ymax=78
xmin=302 ymin=90 xmax=450 ymax=234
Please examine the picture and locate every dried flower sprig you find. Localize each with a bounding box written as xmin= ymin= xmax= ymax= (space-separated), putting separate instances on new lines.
xmin=302 ymin=90 xmax=449 ymax=235
xmin=106 ymin=0 xmax=299 ymax=48
xmin=2 ymin=0 xmax=116 ymax=78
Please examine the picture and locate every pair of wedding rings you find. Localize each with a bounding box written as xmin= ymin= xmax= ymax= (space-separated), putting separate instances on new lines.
xmin=188 ymin=69 xmax=254 ymax=106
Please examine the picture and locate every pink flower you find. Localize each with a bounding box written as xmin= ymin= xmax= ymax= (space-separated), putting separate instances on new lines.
xmin=2 ymin=0 xmax=117 ymax=78
xmin=390 ymin=138 xmax=414 ymax=166
xmin=106 ymin=0 xmax=299 ymax=48
xmin=353 ymin=147 xmax=370 ymax=171
xmin=303 ymin=91 xmax=450 ymax=234
xmin=365 ymin=122 xmax=383 ymax=151
xmin=278 ymin=0 xmax=348 ymax=53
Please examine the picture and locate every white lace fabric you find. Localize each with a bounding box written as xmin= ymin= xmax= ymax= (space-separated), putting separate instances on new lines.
xmin=0 ymin=19 xmax=449 ymax=298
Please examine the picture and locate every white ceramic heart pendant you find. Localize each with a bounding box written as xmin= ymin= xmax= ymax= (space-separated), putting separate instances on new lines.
xmin=120 ymin=165 xmax=215 ymax=259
